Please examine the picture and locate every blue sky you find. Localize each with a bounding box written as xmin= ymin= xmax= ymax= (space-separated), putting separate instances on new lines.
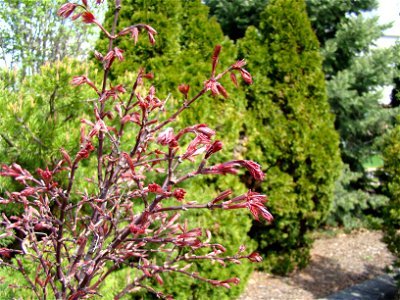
xmin=365 ymin=0 xmax=400 ymax=102
xmin=372 ymin=0 xmax=400 ymax=48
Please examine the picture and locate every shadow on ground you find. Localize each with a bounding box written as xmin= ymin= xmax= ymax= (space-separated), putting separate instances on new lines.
xmin=290 ymin=254 xmax=389 ymax=298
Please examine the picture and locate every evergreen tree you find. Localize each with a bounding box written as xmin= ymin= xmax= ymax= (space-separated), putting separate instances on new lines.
xmin=306 ymin=1 xmax=396 ymax=171
xmin=306 ymin=0 xmax=397 ymax=227
xmin=203 ymin=0 xmax=268 ymax=41
xmin=381 ymin=121 xmax=400 ymax=266
xmin=205 ymin=0 xmax=397 ymax=229
xmin=0 ymin=59 xmax=98 ymax=206
xmin=238 ymin=0 xmax=341 ymax=273
xmin=381 ymin=44 xmax=400 ymax=269
xmin=0 ymin=0 xmax=99 ymax=76
xmin=95 ymin=0 xmax=246 ymax=155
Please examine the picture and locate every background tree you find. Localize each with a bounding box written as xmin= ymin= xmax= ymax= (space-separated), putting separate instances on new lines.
xmin=381 ymin=120 xmax=400 ymax=267
xmin=206 ymin=0 xmax=398 ymax=229
xmin=96 ymin=0 xmax=245 ymax=152
xmin=306 ymin=0 xmax=395 ymax=170
xmin=0 ymin=0 xmax=103 ymax=248
xmin=0 ymin=0 xmax=99 ymax=76
xmin=0 ymin=59 xmax=97 ymax=212
xmin=306 ymin=0 xmax=397 ymax=228
xmin=203 ymin=0 xmax=268 ymax=41
xmin=238 ymin=0 xmax=341 ymax=274
xmin=380 ymin=42 xmax=400 ymax=277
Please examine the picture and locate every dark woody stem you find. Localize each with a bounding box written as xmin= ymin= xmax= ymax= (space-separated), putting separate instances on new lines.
xmin=101 ymin=70 xmax=144 ymax=198
xmin=130 ymin=108 xmax=148 ymax=157
xmin=98 ymin=0 xmax=121 ymax=196
xmin=149 ymin=66 xmax=232 ymax=134
xmin=150 ymin=88 xmax=206 ymax=133
xmin=78 ymin=0 xmax=122 ymax=292
xmin=54 ymin=160 xmax=78 ymax=296
xmin=16 ymin=259 xmax=42 ymax=299
xmin=153 ymin=202 xmax=224 ymax=213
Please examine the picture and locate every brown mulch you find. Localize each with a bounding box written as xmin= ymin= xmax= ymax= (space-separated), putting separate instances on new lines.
xmin=239 ymin=230 xmax=395 ymax=300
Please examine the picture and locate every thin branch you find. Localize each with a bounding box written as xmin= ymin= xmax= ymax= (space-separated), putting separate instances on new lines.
xmin=0 ymin=133 xmax=14 ymax=147
xmin=16 ymin=258 xmax=42 ymax=299
xmin=154 ymin=203 xmax=223 ymax=213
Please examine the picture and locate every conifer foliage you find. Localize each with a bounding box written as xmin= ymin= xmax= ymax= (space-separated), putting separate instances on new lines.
xmin=0 ymin=60 xmax=97 ymax=205
xmin=306 ymin=0 xmax=396 ymax=228
xmin=239 ymin=0 xmax=341 ymax=273
xmin=382 ymin=124 xmax=400 ymax=266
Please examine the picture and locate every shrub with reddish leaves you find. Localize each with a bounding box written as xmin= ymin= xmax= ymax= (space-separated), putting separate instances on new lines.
xmin=0 ymin=1 xmax=271 ymax=299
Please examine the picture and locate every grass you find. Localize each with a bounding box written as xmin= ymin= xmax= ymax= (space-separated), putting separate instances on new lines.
xmin=363 ymin=155 xmax=384 ymax=169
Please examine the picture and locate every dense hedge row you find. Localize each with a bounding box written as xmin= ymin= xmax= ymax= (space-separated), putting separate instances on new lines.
xmin=238 ymin=0 xmax=341 ymax=273
xmin=96 ymin=0 xmax=341 ymax=277
xmin=382 ymin=122 xmax=400 ymax=266
xmin=0 ymin=0 xmax=343 ymax=297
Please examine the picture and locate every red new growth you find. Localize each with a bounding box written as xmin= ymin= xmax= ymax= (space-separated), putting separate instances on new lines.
xmin=82 ymin=11 xmax=96 ymax=24
xmin=0 ymin=1 xmax=271 ymax=299
xmin=57 ymin=3 xmax=78 ymax=18
xmin=173 ymin=188 xmax=186 ymax=201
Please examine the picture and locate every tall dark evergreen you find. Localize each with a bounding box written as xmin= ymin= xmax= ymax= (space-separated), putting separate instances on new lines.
xmin=381 ymin=43 xmax=400 ymax=271
xmin=96 ymin=0 xmax=246 ymax=157
xmin=204 ymin=0 xmax=268 ymax=41
xmin=239 ymin=0 xmax=341 ymax=273
xmin=306 ymin=0 xmax=395 ymax=171
xmin=306 ymin=0 xmax=397 ymax=227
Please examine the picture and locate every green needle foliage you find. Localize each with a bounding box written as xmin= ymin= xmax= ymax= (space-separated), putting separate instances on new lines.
xmin=238 ymin=0 xmax=341 ymax=274
xmin=203 ymin=0 xmax=268 ymax=41
xmin=205 ymin=0 xmax=398 ymax=231
xmin=0 ymin=60 xmax=98 ymax=206
xmin=306 ymin=0 xmax=396 ymax=229
xmin=96 ymin=0 xmax=246 ymax=159
xmin=381 ymin=121 xmax=400 ymax=267
xmin=381 ymin=45 xmax=400 ymax=265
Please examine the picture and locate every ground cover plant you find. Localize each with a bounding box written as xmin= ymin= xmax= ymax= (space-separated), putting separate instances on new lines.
xmin=0 ymin=1 xmax=271 ymax=299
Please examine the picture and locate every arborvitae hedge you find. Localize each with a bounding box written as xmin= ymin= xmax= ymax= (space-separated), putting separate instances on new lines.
xmin=382 ymin=123 xmax=400 ymax=266
xmin=95 ymin=1 xmax=254 ymax=298
xmin=238 ymin=0 xmax=341 ymax=274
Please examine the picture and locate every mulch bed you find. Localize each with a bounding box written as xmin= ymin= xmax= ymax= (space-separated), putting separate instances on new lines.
xmin=239 ymin=230 xmax=395 ymax=300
